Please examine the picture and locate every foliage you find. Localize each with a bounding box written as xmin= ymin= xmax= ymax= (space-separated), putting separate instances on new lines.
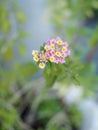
xmin=43 ymin=0 xmax=98 ymax=129
xmin=44 ymin=57 xmax=82 ymax=88
xmin=0 ymin=1 xmax=38 ymax=130
xmin=47 ymin=0 xmax=98 ymax=93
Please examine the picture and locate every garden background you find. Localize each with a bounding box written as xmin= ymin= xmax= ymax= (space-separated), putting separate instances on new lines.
xmin=0 ymin=0 xmax=98 ymax=130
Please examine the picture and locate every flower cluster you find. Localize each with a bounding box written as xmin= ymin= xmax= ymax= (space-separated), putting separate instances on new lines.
xmin=32 ymin=37 xmax=71 ymax=69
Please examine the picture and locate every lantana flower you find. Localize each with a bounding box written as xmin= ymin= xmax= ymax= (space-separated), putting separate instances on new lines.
xmin=32 ymin=37 xmax=71 ymax=69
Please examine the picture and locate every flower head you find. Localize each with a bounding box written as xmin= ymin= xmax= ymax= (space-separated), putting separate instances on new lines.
xmin=32 ymin=37 xmax=70 ymax=69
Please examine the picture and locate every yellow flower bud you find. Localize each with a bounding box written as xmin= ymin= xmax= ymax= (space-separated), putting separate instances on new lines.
xmin=33 ymin=56 xmax=39 ymax=62
xmin=57 ymin=40 xmax=63 ymax=45
xmin=44 ymin=45 xmax=50 ymax=51
xmin=32 ymin=50 xmax=38 ymax=56
xmin=55 ymin=52 xmax=61 ymax=57
xmin=51 ymin=45 xmax=55 ymax=50
xmin=62 ymin=47 xmax=67 ymax=52
xmin=50 ymin=56 xmax=55 ymax=62
xmin=39 ymin=63 xmax=45 ymax=69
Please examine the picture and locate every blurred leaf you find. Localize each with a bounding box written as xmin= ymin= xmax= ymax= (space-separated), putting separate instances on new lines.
xmin=2 ymin=21 xmax=10 ymax=32
xmin=69 ymin=105 xmax=82 ymax=128
xmin=38 ymin=99 xmax=63 ymax=119
xmin=17 ymin=12 xmax=26 ymax=23
xmin=11 ymin=2 xmax=20 ymax=9
xmin=4 ymin=47 xmax=13 ymax=60
xmin=18 ymin=31 xmax=29 ymax=38
xmin=19 ymin=43 xmax=26 ymax=56
xmin=17 ymin=62 xmax=38 ymax=82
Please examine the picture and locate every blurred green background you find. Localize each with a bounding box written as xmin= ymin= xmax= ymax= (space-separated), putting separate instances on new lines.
xmin=0 ymin=0 xmax=98 ymax=130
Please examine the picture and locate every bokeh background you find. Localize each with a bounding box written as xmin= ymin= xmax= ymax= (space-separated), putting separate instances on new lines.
xmin=0 ymin=0 xmax=98 ymax=130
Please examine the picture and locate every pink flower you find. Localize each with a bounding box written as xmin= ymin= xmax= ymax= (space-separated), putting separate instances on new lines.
xmin=45 ymin=51 xmax=51 ymax=59
xmin=32 ymin=37 xmax=71 ymax=69
xmin=54 ymin=57 xmax=59 ymax=64
xmin=66 ymin=50 xmax=71 ymax=56
xmin=46 ymin=38 xmax=51 ymax=45
xmin=50 ymin=50 xmax=55 ymax=56
xmin=55 ymin=37 xmax=62 ymax=41
xmin=39 ymin=51 xmax=48 ymax=63
xmin=50 ymin=38 xmax=56 ymax=44
xmin=60 ymin=58 xmax=66 ymax=64
xmin=64 ymin=42 xmax=68 ymax=47
xmin=61 ymin=53 xmax=67 ymax=58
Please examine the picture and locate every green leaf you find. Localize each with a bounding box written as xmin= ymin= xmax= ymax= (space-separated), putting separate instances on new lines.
xmin=4 ymin=47 xmax=13 ymax=61
xmin=19 ymin=43 xmax=26 ymax=56
xmin=17 ymin=12 xmax=26 ymax=23
xmin=18 ymin=31 xmax=29 ymax=38
xmin=40 ymin=45 xmax=44 ymax=51
xmin=2 ymin=21 xmax=10 ymax=32
xmin=38 ymin=99 xmax=62 ymax=119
